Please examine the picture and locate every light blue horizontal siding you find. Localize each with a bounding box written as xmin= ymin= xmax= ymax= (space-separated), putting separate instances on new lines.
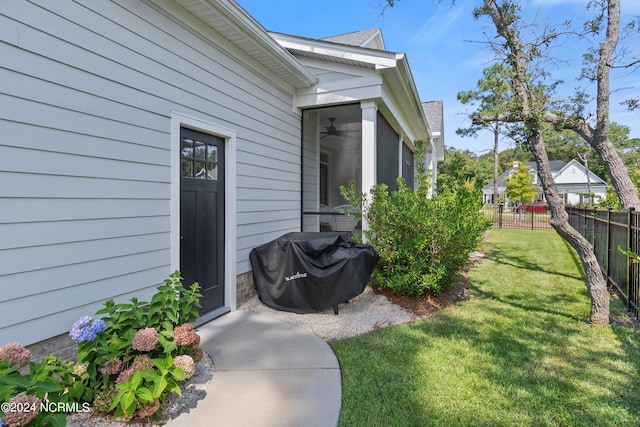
xmin=0 ymin=0 xmax=305 ymax=346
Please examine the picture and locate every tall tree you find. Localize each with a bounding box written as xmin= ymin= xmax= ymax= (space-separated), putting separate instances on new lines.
xmin=457 ymin=64 xmax=515 ymax=204
xmin=541 ymin=0 xmax=639 ymax=209
xmin=437 ymin=147 xmax=485 ymax=192
xmin=472 ymin=0 xmax=617 ymax=325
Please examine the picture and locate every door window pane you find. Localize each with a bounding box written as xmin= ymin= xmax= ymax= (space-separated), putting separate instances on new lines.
xmin=181 ymin=133 xmax=222 ymax=180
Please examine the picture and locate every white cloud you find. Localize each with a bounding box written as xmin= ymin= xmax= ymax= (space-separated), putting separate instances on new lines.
xmin=409 ymin=2 xmax=473 ymax=46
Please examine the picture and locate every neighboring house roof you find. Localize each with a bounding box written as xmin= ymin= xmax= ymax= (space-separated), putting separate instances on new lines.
xmin=422 ymin=101 xmax=445 ymax=161
xmin=483 ymin=159 xmax=607 ymax=191
xmin=321 ymin=28 xmax=386 ymax=50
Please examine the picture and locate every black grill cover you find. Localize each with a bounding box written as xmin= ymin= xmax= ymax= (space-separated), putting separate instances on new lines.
xmin=250 ymin=232 xmax=379 ymax=314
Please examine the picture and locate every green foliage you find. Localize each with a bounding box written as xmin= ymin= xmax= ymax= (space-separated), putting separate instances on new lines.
xmin=437 ymin=147 xmax=489 ymax=192
xmin=598 ymin=185 xmax=622 ymax=209
xmin=618 ymin=245 xmax=640 ymax=263
xmin=599 ymin=169 xmax=640 ymax=209
xmin=74 ymin=271 xmax=202 ymax=421
xmin=345 ymin=165 xmax=489 ymax=296
xmin=110 ymin=357 xmax=184 ymax=419
xmin=505 ymin=161 xmax=538 ymax=205
xmin=0 ymin=354 xmax=83 ymax=427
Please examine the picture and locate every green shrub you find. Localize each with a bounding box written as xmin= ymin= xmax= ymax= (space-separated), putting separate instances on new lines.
xmin=342 ymin=145 xmax=490 ymax=296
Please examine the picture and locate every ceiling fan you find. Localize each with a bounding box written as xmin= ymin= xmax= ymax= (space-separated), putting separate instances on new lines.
xmin=320 ymin=117 xmax=357 ymax=139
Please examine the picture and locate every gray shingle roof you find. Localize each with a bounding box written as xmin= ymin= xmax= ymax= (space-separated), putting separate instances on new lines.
xmin=321 ymin=28 xmax=383 ymax=49
xmin=422 ymin=101 xmax=443 ymax=136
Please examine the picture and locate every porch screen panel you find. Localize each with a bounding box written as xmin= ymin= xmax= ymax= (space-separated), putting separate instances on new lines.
xmin=302 ymin=110 xmax=320 ymax=232
xmin=376 ymin=112 xmax=399 ymax=192
xmin=301 ymin=105 xmax=362 ymax=232
xmin=402 ymin=142 xmax=414 ymax=189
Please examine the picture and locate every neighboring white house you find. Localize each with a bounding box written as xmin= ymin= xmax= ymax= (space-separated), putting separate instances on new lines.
xmin=0 ymin=0 xmax=443 ymax=356
xmin=483 ymin=160 xmax=608 ymax=206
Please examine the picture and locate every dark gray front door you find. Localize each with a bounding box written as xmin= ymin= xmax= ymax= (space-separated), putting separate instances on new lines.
xmin=180 ymin=128 xmax=225 ymax=315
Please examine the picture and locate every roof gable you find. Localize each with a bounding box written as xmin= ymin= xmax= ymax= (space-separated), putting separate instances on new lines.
xmin=321 ymin=28 xmax=385 ymax=50
xmin=554 ymin=159 xmax=608 ymax=185
xmin=269 ymin=31 xmax=431 ymax=147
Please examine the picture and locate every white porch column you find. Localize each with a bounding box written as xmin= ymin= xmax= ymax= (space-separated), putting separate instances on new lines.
xmin=361 ymin=100 xmax=377 ymax=234
xmin=426 ymin=137 xmax=435 ymax=198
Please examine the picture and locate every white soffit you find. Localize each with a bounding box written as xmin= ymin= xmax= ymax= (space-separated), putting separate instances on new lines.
xmin=159 ymin=0 xmax=317 ymax=88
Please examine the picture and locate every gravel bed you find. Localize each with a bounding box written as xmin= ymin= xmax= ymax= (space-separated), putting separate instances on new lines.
xmin=238 ymin=286 xmax=415 ymax=341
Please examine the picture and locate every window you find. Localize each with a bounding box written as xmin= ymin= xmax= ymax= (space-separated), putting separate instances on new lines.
xmin=181 ymin=130 xmax=222 ymax=180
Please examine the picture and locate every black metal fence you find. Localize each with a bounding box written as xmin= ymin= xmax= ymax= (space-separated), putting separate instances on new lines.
xmin=567 ymin=207 xmax=640 ymax=318
xmin=483 ymin=204 xmax=552 ymax=230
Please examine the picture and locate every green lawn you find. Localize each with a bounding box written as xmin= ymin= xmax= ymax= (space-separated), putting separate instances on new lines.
xmin=331 ymin=228 xmax=640 ymax=427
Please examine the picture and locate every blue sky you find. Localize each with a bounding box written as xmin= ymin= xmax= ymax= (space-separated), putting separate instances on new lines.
xmin=237 ymin=0 xmax=639 ymax=154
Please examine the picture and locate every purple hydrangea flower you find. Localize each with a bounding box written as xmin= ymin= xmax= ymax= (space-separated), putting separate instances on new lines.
xmin=69 ymin=316 xmax=106 ymax=344
xmin=116 ymin=367 xmax=135 ymax=384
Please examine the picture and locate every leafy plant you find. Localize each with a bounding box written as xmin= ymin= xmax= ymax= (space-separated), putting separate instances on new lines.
xmin=342 ymin=141 xmax=490 ymax=296
xmin=618 ymin=245 xmax=640 ymax=263
xmin=0 ymin=350 xmax=83 ymax=427
xmin=109 ymin=357 xmax=184 ymax=420
xmin=71 ymin=271 xmax=203 ymax=420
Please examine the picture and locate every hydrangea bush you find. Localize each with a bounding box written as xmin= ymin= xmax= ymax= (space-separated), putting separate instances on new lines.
xmin=74 ymin=271 xmax=202 ymax=421
xmin=0 ymin=271 xmax=203 ymax=426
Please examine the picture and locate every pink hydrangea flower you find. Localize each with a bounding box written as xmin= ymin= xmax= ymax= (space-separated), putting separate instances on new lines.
xmin=100 ymin=357 xmax=123 ymax=375
xmin=173 ymin=323 xmax=199 ymax=347
xmin=0 ymin=342 xmax=32 ymax=367
xmin=2 ymin=394 xmax=41 ymax=426
xmin=132 ymin=327 xmax=158 ymax=352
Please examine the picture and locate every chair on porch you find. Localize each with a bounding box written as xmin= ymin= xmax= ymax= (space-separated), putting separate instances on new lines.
xmin=319 ymin=204 xmax=334 ymax=231
xmin=330 ymin=204 xmax=358 ymax=234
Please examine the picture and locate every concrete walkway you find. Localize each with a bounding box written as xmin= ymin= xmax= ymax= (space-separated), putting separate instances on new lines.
xmin=166 ymin=311 xmax=342 ymax=427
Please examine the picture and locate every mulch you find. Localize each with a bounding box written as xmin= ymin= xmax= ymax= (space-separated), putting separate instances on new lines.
xmin=375 ymin=273 xmax=469 ymax=318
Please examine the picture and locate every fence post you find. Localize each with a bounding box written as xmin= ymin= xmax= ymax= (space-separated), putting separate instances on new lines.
xmin=627 ymin=207 xmax=636 ymax=311
xmin=606 ymin=207 xmax=612 ymax=282
xmin=498 ymin=203 xmax=503 ymax=228
xmin=531 ymin=204 xmax=534 ymax=230
xmin=591 ymin=207 xmax=596 ymax=246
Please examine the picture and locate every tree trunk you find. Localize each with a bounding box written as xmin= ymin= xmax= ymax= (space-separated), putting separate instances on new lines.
xmin=593 ymin=0 xmax=640 ymax=209
xmin=529 ymin=130 xmax=610 ymax=326
xmin=482 ymin=0 xmax=612 ymax=326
